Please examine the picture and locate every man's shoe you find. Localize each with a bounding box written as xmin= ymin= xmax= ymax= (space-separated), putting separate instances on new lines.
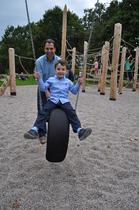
xmin=78 ymin=128 xmax=92 ymax=141
xmin=24 ymin=129 xmax=38 ymax=139
xmin=39 ymin=136 xmax=47 ymax=144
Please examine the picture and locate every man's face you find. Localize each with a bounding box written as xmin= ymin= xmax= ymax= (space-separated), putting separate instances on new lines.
xmin=55 ymin=63 xmax=66 ymax=78
xmin=44 ymin=42 xmax=56 ymax=59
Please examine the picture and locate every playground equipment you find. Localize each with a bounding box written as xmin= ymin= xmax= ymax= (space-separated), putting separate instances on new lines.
xmin=1 ymin=3 xmax=139 ymax=163
xmin=0 ymin=48 xmax=16 ymax=96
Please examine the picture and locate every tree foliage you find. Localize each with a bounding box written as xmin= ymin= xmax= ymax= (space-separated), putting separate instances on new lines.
xmin=0 ymin=6 xmax=85 ymax=73
xmin=82 ymin=0 xmax=139 ymax=49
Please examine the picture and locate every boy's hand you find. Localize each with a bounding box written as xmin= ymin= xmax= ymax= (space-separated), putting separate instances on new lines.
xmin=34 ymin=71 xmax=40 ymax=80
xmin=78 ymin=77 xmax=83 ymax=85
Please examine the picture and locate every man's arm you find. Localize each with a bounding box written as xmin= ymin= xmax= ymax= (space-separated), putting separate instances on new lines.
xmin=38 ymin=79 xmax=50 ymax=92
xmin=34 ymin=71 xmax=50 ymax=92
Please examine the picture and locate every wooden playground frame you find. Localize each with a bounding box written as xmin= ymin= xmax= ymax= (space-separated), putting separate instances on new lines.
xmin=0 ymin=5 xmax=139 ymax=100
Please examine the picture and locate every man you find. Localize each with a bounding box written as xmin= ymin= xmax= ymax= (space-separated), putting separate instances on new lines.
xmin=24 ymin=39 xmax=60 ymax=143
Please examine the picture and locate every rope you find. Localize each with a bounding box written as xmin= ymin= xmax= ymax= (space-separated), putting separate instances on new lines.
xmin=108 ymin=35 xmax=114 ymax=43
xmin=25 ymin=0 xmax=36 ymax=60
xmin=15 ymin=54 xmax=35 ymax=60
xmin=24 ymin=0 xmax=43 ymax=111
xmin=88 ymin=47 xmax=102 ymax=52
xmin=121 ymin=39 xmax=135 ymax=49
xmin=66 ymin=50 xmax=72 ymax=57
xmin=75 ymin=89 xmax=80 ymax=111
xmin=15 ymin=53 xmax=34 ymax=75
xmin=18 ymin=56 xmax=30 ymax=75
xmin=75 ymin=72 xmax=82 ymax=111
xmin=66 ymin=40 xmax=73 ymax=50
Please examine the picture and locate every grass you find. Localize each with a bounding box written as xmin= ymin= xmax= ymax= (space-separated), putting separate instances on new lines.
xmin=0 ymin=75 xmax=36 ymax=87
xmin=16 ymin=75 xmax=36 ymax=86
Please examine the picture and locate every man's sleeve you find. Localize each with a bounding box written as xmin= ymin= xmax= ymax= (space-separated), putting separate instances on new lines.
xmin=34 ymin=60 xmax=42 ymax=74
xmin=38 ymin=79 xmax=50 ymax=92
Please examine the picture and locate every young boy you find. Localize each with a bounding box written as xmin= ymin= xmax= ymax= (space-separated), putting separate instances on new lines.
xmin=25 ymin=59 xmax=92 ymax=143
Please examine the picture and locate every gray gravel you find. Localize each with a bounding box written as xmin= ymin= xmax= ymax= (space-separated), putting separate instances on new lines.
xmin=0 ymin=85 xmax=139 ymax=210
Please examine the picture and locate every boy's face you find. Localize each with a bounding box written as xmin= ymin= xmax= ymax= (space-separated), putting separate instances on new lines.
xmin=55 ymin=63 xmax=66 ymax=78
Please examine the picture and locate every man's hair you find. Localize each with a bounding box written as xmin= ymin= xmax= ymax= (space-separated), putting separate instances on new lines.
xmin=43 ymin=39 xmax=56 ymax=48
xmin=55 ymin=59 xmax=68 ymax=68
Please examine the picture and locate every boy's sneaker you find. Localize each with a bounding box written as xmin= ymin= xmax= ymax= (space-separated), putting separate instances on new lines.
xmin=78 ymin=128 xmax=92 ymax=141
xmin=24 ymin=129 xmax=38 ymax=139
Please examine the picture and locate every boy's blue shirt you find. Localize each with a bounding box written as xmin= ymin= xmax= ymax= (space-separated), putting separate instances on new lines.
xmin=38 ymin=75 xmax=80 ymax=104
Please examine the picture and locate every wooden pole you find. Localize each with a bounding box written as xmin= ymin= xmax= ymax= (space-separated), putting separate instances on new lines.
xmin=100 ymin=41 xmax=110 ymax=95
xmin=118 ymin=47 xmax=126 ymax=94
xmin=61 ymin=5 xmax=67 ymax=59
xmin=132 ymin=47 xmax=139 ymax=91
xmin=71 ymin=47 xmax=76 ymax=74
xmin=82 ymin=41 xmax=88 ymax=92
xmin=9 ymin=48 xmax=16 ymax=95
xmin=109 ymin=23 xmax=122 ymax=100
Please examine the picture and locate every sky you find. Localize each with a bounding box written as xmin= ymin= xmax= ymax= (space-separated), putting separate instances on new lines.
xmin=0 ymin=0 xmax=112 ymax=40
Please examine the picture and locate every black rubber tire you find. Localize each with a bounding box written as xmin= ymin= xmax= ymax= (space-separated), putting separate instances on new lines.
xmin=46 ymin=108 xmax=70 ymax=162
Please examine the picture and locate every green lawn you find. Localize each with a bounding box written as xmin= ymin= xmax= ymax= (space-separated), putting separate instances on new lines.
xmin=0 ymin=75 xmax=37 ymax=87
xmin=16 ymin=75 xmax=36 ymax=86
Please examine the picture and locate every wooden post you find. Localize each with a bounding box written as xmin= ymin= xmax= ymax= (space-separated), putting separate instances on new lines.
xmin=82 ymin=41 xmax=88 ymax=92
xmin=9 ymin=48 xmax=16 ymax=95
xmin=110 ymin=23 xmax=122 ymax=100
xmin=61 ymin=5 xmax=67 ymax=59
xmin=71 ymin=47 xmax=76 ymax=74
xmin=100 ymin=41 xmax=110 ymax=95
xmin=118 ymin=47 xmax=126 ymax=94
xmin=98 ymin=44 xmax=105 ymax=92
xmin=132 ymin=47 xmax=139 ymax=91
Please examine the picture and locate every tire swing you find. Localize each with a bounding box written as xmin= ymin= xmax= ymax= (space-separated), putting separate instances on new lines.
xmin=46 ymin=108 xmax=70 ymax=162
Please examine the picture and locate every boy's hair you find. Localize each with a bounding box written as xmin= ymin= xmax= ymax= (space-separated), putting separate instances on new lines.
xmin=55 ymin=59 xmax=68 ymax=68
xmin=43 ymin=39 xmax=56 ymax=48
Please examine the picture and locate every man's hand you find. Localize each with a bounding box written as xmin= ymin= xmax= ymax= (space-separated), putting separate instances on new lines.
xmin=34 ymin=71 xmax=41 ymax=80
xmin=45 ymin=91 xmax=50 ymax=98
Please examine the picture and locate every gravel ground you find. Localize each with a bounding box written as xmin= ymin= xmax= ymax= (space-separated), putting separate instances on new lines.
xmin=0 ymin=85 xmax=139 ymax=210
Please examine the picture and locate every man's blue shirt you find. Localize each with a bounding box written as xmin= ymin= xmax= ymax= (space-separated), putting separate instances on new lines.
xmin=38 ymin=75 xmax=80 ymax=104
xmin=35 ymin=54 xmax=60 ymax=82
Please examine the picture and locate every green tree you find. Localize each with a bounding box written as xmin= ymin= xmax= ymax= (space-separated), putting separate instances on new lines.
xmin=0 ymin=24 xmax=36 ymax=74
xmin=0 ymin=6 xmax=85 ymax=73
xmin=81 ymin=0 xmax=139 ymax=49
xmin=118 ymin=0 xmax=139 ymax=46
xmin=35 ymin=6 xmax=85 ymax=56
xmin=81 ymin=2 xmax=106 ymax=48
